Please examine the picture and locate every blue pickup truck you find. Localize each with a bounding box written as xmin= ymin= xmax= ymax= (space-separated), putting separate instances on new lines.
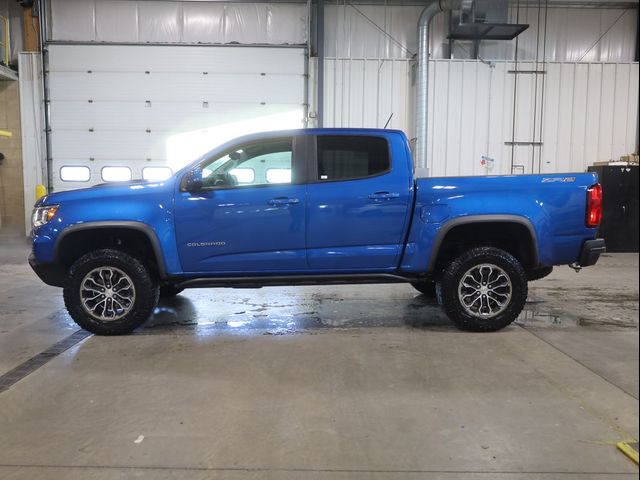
xmin=30 ymin=128 xmax=605 ymax=335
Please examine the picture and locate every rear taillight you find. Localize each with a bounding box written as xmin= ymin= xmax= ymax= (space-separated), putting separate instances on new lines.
xmin=586 ymin=183 xmax=602 ymax=228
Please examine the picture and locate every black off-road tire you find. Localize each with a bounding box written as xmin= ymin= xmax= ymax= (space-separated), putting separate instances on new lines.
xmin=436 ymin=247 xmax=528 ymax=332
xmin=410 ymin=281 xmax=437 ymax=297
xmin=526 ymin=266 xmax=553 ymax=281
xmin=63 ymin=249 xmax=159 ymax=335
xmin=160 ymin=284 xmax=185 ymax=298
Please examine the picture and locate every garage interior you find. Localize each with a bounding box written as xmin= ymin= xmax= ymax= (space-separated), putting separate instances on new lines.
xmin=0 ymin=0 xmax=639 ymax=478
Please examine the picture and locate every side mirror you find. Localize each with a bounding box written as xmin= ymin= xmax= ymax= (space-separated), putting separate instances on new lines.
xmin=184 ymin=168 xmax=203 ymax=192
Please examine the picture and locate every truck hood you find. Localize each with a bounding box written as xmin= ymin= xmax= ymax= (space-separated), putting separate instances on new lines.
xmin=35 ymin=179 xmax=176 ymax=207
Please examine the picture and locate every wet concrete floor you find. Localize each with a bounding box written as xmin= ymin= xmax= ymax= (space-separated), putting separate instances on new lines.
xmin=0 ymin=241 xmax=638 ymax=479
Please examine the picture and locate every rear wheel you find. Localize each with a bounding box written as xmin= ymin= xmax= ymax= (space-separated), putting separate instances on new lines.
xmin=63 ymin=249 xmax=159 ymax=335
xmin=436 ymin=247 xmax=528 ymax=332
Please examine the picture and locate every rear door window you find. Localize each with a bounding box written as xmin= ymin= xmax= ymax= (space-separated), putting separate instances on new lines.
xmin=316 ymin=136 xmax=390 ymax=181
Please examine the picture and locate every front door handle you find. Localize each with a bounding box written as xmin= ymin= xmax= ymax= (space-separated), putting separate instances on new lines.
xmin=368 ymin=191 xmax=400 ymax=201
xmin=268 ymin=197 xmax=300 ymax=206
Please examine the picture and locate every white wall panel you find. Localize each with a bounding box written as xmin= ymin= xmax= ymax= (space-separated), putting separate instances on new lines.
xmin=326 ymin=59 xmax=638 ymax=176
xmin=137 ymin=1 xmax=182 ymax=43
xmin=48 ymin=72 xmax=303 ymax=103
xmin=325 ymin=4 xmax=447 ymax=60
xmin=48 ymin=0 xmax=307 ymax=45
xmin=95 ymin=1 xmax=140 ymax=42
xmin=47 ymin=45 xmax=306 ymax=192
xmin=50 ymin=0 xmax=96 ymax=42
xmin=481 ymin=7 xmax=638 ymax=62
xmin=325 ymin=4 xmax=636 ymax=62
xmin=424 ymin=60 xmax=639 ymax=177
xmin=324 ymin=59 xmax=412 ymax=132
xmin=49 ymin=102 xmax=299 ymax=131
xmin=181 ymin=2 xmax=225 ymax=44
xmin=46 ymin=44 xmax=305 ymax=74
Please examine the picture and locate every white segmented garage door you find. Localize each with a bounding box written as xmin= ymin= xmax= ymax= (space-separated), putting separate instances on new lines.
xmin=47 ymin=45 xmax=307 ymax=192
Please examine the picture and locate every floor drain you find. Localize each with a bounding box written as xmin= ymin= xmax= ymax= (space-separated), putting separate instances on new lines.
xmin=0 ymin=329 xmax=92 ymax=394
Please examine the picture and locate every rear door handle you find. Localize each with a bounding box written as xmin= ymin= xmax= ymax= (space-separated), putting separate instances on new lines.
xmin=368 ymin=191 xmax=400 ymax=201
xmin=268 ymin=197 xmax=300 ymax=206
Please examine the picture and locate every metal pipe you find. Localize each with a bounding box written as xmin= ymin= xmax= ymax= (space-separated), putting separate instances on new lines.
xmin=38 ymin=0 xmax=53 ymax=192
xmin=303 ymin=0 xmax=311 ymax=127
xmin=414 ymin=0 xmax=467 ymax=172
xmin=317 ymin=0 xmax=325 ymax=127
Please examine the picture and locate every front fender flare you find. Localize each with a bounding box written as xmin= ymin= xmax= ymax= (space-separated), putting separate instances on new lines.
xmin=54 ymin=221 xmax=168 ymax=278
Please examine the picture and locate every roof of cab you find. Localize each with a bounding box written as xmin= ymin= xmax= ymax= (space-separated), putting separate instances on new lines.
xmin=226 ymin=127 xmax=407 ymax=144
xmin=177 ymin=128 xmax=408 ymax=175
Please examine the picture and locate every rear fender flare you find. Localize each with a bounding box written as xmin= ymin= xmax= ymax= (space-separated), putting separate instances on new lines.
xmin=427 ymin=214 xmax=539 ymax=272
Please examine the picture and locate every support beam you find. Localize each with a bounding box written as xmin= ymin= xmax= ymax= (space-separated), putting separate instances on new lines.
xmin=22 ymin=6 xmax=40 ymax=52
xmin=317 ymin=0 xmax=325 ymax=128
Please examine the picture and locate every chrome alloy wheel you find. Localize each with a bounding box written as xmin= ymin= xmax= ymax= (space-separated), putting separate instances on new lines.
xmin=457 ymin=263 xmax=512 ymax=319
xmin=80 ymin=267 xmax=136 ymax=321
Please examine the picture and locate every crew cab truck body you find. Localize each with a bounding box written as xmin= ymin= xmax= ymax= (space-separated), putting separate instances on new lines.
xmin=29 ymin=128 xmax=605 ymax=334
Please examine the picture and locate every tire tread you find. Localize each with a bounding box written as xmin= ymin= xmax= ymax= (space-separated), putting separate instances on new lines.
xmin=63 ymin=249 xmax=158 ymax=335
xmin=437 ymin=247 xmax=528 ymax=332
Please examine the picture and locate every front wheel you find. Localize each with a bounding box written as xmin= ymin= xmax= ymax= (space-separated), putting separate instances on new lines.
xmin=63 ymin=249 xmax=159 ymax=335
xmin=437 ymin=247 xmax=528 ymax=332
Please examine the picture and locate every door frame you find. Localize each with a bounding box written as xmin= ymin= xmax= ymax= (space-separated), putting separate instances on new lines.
xmin=302 ymin=132 xmax=395 ymax=184
xmin=177 ymin=133 xmax=311 ymax=192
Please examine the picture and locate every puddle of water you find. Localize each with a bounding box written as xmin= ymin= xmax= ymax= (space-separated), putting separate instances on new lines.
xmin=516 ymin=305 xmax=637 ymax=329
xmin=141 ymin=288 xmax=452 ymax=335
xmin=516 ymin=308 xmax=578 ymax=328
xmin=105 ymin=286 xmax=640 ymax=336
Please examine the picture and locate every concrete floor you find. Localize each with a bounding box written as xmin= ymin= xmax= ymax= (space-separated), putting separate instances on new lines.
xmin=0 ymin=239 xmax=638 ymax=479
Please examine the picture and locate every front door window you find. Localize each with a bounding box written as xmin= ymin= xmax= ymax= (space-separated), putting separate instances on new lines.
xmin=200 ymin=139 xmax=293 ymax=189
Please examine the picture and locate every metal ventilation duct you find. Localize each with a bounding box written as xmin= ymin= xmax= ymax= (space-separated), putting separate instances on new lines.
xmin=450 ymin=0 xmax=529 ymax=40
xmin=414 ymin=0 xmax=529 ymax=173
xmin=415 ymin=0 xmax=470 ymax=173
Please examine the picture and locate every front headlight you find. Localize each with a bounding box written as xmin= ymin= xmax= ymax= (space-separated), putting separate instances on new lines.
xmin=32 ymin=205 xmax=59 ymax=228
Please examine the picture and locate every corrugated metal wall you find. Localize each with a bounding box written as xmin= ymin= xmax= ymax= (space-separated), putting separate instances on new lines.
xmin=323 ymin=59 xmax=413 ymax=131
xmin=324 ymin=59 xmax=639 ymax=176
xmin=325 ymin=4 xmax=638 ymax=62
xmin=481 ymin=7 xmax=638 ymax=62
xmin=427 ymin=60 xmax=639 ymax=176
xmin=323 ymin=3 xmax=639 ymax=176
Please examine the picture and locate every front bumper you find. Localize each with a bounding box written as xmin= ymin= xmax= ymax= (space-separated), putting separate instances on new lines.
xmin=28 ymin=253 xmax=66 ymax=287
xmin=578 ymin=238 xmax=606 ymax=267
